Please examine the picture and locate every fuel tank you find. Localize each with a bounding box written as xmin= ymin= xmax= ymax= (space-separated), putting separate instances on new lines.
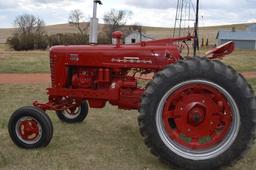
xmin=50 ymin=42 xmax=181 ymax=70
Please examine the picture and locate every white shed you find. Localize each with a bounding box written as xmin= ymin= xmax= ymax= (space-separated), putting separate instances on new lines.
xmin=125 ymin=32 xmax=153 ymax=44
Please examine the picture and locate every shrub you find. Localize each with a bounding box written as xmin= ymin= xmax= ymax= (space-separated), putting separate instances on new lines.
xmin=7 ymin=14 xmax=48 ymax=51
xmin=98 ymin=32 xmax=111 ymax=44
xmin=48 ymin=33 xmax=89 ymax=47
xmin=7 ymin=33 xmax=48 ymax=51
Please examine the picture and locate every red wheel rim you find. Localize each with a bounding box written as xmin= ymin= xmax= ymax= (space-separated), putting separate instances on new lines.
xmin=63 ymin=105 xmax=81 ymax=119
xmin=156 ymin=80 xmax=240 ymax=160
xmin=16 ymin=117 xmax=42 ymax=144
xmin=162 ymin=82 xmax=233 ymax=150
xmin=60 ymin=97 xmax=81 ymax=119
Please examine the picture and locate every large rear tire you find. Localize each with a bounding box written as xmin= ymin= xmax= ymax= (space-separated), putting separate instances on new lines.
xmin=139 ymin=57 xmax=256 ymax=170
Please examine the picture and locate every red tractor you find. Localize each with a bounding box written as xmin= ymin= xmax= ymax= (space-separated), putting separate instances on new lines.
xmin=8 ymin=31 xmax=256 ymax=170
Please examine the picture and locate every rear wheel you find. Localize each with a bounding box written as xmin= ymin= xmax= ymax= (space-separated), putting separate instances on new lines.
xmin=56 ymin=101 xmax=89 ymax=123
xmin=8 ymin=106 xmax=53 ymax=149
xmin=139 ymin=57 xmax=256 ymax=170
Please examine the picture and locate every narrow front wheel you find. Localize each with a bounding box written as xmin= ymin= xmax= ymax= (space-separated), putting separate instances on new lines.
xmin=8 ymin=106 xmax=53 ymax=149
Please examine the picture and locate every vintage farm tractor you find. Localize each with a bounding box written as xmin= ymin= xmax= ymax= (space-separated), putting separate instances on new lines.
xmin=7 ymin=0 xmax=256 ymax=167
xmin=8 ymin=31 xmax=256 ymax=169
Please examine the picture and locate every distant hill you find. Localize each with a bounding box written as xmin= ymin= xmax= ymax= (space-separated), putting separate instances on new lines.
xmin=0 ymin=22 xmax=254 ymax=44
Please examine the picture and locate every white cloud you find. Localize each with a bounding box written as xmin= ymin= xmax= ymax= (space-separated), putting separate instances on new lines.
xmin=125 ymin=0 xmax=177 ymax=9
xmin=0 ymin=15 xmax=6 ymax=20
xmin=248 ymin=19 xmax=256 ymax=23
xmin=125 ymin=0 xmax=256 ymax=10
xmin=0 ymin=1 xmax=17 ymax=9
xmin=0 ymin=0 xmax=255 ymax=28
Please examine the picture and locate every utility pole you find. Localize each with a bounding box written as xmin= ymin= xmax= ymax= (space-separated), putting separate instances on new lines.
xmin=89 ymin=0 xmax=102 ymax=44
xmin=193 ymin=0 xmax=199 ymax=56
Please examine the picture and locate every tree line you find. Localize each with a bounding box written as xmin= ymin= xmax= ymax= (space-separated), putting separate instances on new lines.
xmin=7 ymin=9 xmax=139 ymax=51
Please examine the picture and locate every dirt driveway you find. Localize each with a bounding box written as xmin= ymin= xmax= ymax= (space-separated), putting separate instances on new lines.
xmin=0 ymin=72 xmax=255 ymax=84
xmin=242 ymin=72 xmax=256 ymax=79
xmin=0 ymin=73 xmax=50 ymax=84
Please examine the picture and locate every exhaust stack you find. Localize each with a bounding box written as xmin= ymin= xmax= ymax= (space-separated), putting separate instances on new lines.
xmin=89 ymin=0 xmax=102 ymax=44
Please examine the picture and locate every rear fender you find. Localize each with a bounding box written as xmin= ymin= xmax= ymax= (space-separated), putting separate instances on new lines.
xmin=205 ymin=41 xmax=235 ymax=59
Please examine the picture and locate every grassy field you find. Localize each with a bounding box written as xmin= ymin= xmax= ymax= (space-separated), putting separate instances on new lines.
xmin=222 ymin=50 xmax=256 ymax=72
xmin=0 ymin=44 xmax=49 ymax=73
xmin=0 ymin=80 xmax=255 ymax=170
xmin=0 ymin=40 xmax=255 ymax=169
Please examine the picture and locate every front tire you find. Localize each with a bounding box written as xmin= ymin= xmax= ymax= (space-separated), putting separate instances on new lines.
xmin=139 ymin=57 xmax=256 ymax=170
xmin=8 ymin=106 xmax=53 ymax=149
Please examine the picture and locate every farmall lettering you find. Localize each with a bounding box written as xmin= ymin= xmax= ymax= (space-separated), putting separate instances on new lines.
xmin=111 ymin=57 xmax=153 ymax=64
xmin=69 ymin=54 xmax=79 ymax=62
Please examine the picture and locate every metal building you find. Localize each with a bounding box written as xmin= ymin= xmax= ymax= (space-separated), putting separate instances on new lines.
xmin=247 ymin=24 xmax=256 ymax=32
xmin=125 ymin=32 xmax=153 ymax=44
xmin=217 ymin=24 xmax=256 ymax=50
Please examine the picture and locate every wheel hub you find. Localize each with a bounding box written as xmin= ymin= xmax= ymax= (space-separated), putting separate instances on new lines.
xmin=162 ymin=83 xmax=233 ymax=149
xmin=187 ymin=103 xmax=206 ymax=126
xmin=15 ymin=116 xmax=42 ymax=145
xmin=19 ymin=119 xmax=40 ymax=141
xmin=63 ymin=105 xmax=81 ymax=119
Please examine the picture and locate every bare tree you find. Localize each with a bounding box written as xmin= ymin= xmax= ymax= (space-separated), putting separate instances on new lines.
xmin=103 ymin=9 xmax=133 ymax=40
xmin=8 ymin=14 xmax=47 ymax=50
xmin=130 ymin=23 xmax=142 ymax=32
xmin=14 ymin=14 xmax=45 ymax=35
xmin=69 ymin=9 xmax=89 ymax=35
xmin=127 ymin=23 xmax=143 ymax=35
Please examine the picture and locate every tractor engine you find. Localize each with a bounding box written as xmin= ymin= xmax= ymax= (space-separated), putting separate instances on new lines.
xmin=68 ymin=66 xmax=143 ymax=109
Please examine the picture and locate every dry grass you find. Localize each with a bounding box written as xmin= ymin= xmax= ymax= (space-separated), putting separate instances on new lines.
xmin=0 ymin=80 xmax=255 ymax=170
xmin=0 ymin=44 xmax=49 ymax=73
xmin=249 ymin=79 xmax=256 ymax=91
xmin=196 ymin=49 xmax=256 ymax=72
xmin=0 ymin=28 xmax=15 ymax=44
xmin=223 ymin=50 xmax=256 ymax=72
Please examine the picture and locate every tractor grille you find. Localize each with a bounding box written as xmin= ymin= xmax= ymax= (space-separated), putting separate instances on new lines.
xmin=50 ymin=53 xmax=57 ymax=87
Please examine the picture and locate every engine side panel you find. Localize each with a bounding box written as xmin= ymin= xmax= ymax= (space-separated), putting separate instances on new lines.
xmin=48 ymin=44 xmax=181 ymax=110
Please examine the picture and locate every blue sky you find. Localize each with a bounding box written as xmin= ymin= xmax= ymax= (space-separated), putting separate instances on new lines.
xmin=0 ymin=0 xmax=256 ymax=28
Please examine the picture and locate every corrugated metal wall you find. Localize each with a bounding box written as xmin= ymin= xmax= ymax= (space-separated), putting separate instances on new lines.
xmin=220 ymin=40 xmax=256 ymax=49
